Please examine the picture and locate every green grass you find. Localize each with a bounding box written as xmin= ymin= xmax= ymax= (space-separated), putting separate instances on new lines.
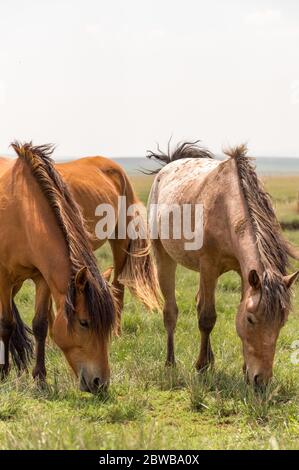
xmin=262 ymin=175 xmax=299 ymax=225
xmin=0 ymin=176 xmax=299 ymax=450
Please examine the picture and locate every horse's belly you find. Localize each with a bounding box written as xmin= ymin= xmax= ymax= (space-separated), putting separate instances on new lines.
xmin=158 ymin=238 xmax=202 ymax=272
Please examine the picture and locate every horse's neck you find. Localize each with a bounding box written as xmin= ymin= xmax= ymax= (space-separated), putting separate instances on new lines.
xmin=232 ymin=224 xmax=263 ymax=282
xmin=225 ymin=161 xmax=263 ymax=284
xmin=29 ymin=214 xmax=72 ymax=310
xmin=35 ymin=244 xmax=71 ymax=311
xmin=16 ymin=161 xmax=72 ymax=308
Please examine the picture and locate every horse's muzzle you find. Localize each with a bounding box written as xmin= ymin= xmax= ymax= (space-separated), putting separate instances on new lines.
xmin=79 ymin=370 xmax=109 ymax=394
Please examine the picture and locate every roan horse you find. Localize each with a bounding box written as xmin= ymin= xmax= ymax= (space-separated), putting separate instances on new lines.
xmin=148 ymin=142 xmax=299 ymax=386
xmin=0 ymin=152 xmax=160 ymax=384
xmin=0 ymin=143 xmax=115 ymax=393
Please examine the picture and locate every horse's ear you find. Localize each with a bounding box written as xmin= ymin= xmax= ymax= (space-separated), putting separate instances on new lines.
xmin=75 ymin=267 xmax=88 ymax=293
xmin=283 ymin=271 xmax=299 ymax=289
xmin=248 ymin=270 xmax=261 ymax=290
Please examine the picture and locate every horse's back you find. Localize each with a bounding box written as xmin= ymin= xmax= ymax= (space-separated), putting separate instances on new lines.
xmin=0 ymin=157 xmax=15 ymax=178
xmin=56 ymin=156 xmax=123 ymax=204
xmin=57 ymin=155 xmax=123 ymax=173
xmin=55 ymin=156 xmax=136 ymax=244
xmin=149 ymin=158 xmax=222 ymax=206
xmin=56 ymin=156 xmax=127 ymax=191
xmin=148 ymin=157 xmax=225 ymax=271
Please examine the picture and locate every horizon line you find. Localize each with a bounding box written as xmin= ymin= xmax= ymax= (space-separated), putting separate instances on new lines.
xmin=1 ymin=153 xmax=299 ymax=161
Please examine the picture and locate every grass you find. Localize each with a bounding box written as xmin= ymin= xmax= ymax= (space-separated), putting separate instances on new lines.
xmin=0 ymin=175 xmax=299 ymax=450
xmin=262 ymin=175 xmax=299 ymax=225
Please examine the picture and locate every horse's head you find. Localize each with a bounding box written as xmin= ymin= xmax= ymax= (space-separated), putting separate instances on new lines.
xmin=236 ymin=269 xmax=299 ymax=387
xmin=52 ymin=267 xmax=115 ymax=394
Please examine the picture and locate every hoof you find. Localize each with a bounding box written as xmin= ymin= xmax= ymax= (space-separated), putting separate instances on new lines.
xmin=165 ymin=359 xmax=176 ymax=367
xmin=195 ymin=359 xmax=214 ymax=373
xmin=195 ymin=362 xmax=209 ymax=373
xmin=34 ymin=379 xmax=49 ymax=392
xmin=0 ymin=362 xmax=10 ymax=380
xmin=196 ymin=350 xmax=214 ymax=372
xmin=33 ymin=375 xmax=48 ymax=391
xmin=32 ymin=368 xmax=47 ymax=383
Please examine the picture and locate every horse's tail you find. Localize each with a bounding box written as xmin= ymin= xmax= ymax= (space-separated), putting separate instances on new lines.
xmin=118 ymin=225 xmax=162 ymax=311
xmin=10 ymin=301 xmax=34 ymax=370
xmin=117 ymin=174 xmax=162 ymax=312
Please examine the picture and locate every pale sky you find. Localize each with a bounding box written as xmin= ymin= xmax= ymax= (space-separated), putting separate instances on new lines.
xmin=1 ymin=0 xmax=299 ymax=159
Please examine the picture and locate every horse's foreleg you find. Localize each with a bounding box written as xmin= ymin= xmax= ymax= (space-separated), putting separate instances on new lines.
xmin=195 ymin=263 xmax=218 ymax=371
xmin=32 ymin=277 xmax=51 ymax=382
xmin=153 ymin=239 xmax=178 ymax=366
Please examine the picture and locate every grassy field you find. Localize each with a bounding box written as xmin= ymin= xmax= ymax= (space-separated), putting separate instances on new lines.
xmin=263 ymin=175 xmax=299 ymax=225
xmin=0 ymin=175 xmax=299 ymax=450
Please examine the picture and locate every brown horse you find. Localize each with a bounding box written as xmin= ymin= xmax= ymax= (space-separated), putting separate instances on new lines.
xmin=0 ymin=143 xmax=115 ymax=393
xmin=56 ymin=156 xmax=160 ymax=324
xmin=148 ymin=142 xmax=299 ymax=386
xmin=0 ymin=153 xmax=160 ymax=383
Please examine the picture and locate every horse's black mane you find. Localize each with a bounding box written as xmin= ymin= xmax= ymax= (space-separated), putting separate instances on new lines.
xmin=145 ymin=140 xmax=213 ymax=174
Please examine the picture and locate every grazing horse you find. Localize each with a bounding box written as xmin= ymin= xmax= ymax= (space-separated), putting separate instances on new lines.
xmin=56 ymin=156 xmax=160 ymax=326
xmin=148 ymin=142 xmax=299 ymax=386
xmin=0 ymin=143 xmax=115 ymax=393
xmin=0 ymin=154 xmax=160 ymax=383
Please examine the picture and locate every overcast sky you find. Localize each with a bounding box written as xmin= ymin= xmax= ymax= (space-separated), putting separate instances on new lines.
xmin=1 ymin=0 xmax=299 ymax=159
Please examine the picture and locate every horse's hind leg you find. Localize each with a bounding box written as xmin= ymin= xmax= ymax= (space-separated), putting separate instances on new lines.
xmin=108 ymin=238 xmax=129 ymax=336
xmin=0 ymin=280 xmax=14 ymax=378
xmin=196 ymin=262 xmax=218 ymax=371
xmin=32 ymin=277 xmax=51 ymax=382
xmin=153 ymin=239 xmax=178 ymax=366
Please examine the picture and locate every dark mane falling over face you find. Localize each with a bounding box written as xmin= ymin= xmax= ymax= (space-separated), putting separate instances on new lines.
xmin=225 ymin=144 xmax=299 ymax=323
xmin=11 ymin=141 xmax=115 ymax=338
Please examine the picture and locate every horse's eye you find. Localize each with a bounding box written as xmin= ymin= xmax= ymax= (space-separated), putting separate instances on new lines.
xmin=79 ymin=319 xmax=89 ymax=329
xmin=247 ymin=315 xmax=255 ymax=325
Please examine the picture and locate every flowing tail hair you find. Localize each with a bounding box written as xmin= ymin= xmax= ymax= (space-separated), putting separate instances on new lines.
xmin=10 ymin=301 xmax=34 ymax=370
xmin=118 ymin=203 xmax=162 ymax=312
